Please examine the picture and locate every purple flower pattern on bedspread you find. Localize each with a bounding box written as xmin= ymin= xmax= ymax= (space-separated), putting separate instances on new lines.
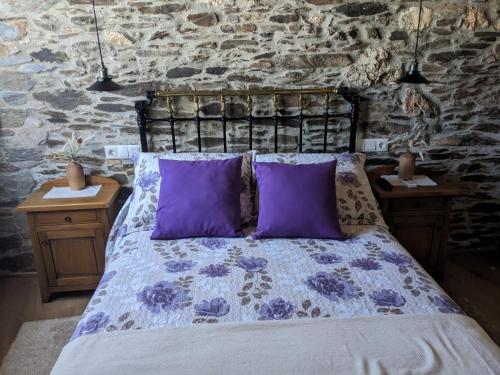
xmin=305 ymin=272 xmax=359 ymax=302
xmin=72 ymin=222 xmax=464 ymax=340
xmin=430 ymin=295 xmax=463 ymax=314
xmin=97 ymin=271 xmax=117 ymax=289
xmin=74 ymin=312 xmax=110 ymax=338
xmin=138 ymin=171 xmax=160 ymax=191
xmin=369 ymin=289 xmax=406 ymax=307
xmin=137 ymin=281 xmax=189 ymax=314
xmin=199 ymin=264 xmax=231 ymax=278
xmin=258 ymin=298 xmax=295 ymax=320
xmin=199 ymin=238 xmax=227 ymax=250
xmin=194 ymin=298 xmax=230 ymax=317
xmin=350 ymin=258 xmax=381 ymax=271
xmin=238 ymin=256 xmax=268 ymax=273
xmin=165 ymin=260 xmax=195 ymax=273
xmin=380 ymin=252 xmax=413 ymax=268
xmin=336 ymin=171 xmax=360 ymax=187
xmin=311 ymin=253 xmax=342 ymax=265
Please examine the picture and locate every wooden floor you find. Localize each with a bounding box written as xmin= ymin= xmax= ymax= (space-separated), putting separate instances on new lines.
xmin=0 ymin=252 xmax=499 ymax=364
xmin=439 ymin=252 xmax=500 ymax=346
xmin=0 ymin=276 xmax=92 ymax=363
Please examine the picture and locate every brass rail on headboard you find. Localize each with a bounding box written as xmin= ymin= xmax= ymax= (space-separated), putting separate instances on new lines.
xmin=153 ymin=87 xmax=339 ymax=97
xmin=135 ymin=87 xmax=359 ymax=154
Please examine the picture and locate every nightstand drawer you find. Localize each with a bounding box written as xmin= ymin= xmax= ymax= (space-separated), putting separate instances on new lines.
xmin=388 ymin=197 xmax=446 ymax=212
xmin=35 ymin=210 xmax=99 ymax=226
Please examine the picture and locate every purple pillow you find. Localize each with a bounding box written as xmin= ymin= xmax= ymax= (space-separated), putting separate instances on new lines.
xmin=151 ymin=157 xmax=243 ymax=239
xmin=253 ymin=160 xmax=344 ymax=240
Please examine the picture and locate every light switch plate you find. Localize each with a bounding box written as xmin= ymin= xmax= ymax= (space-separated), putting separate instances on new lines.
xmin=358 ymin=138 xmax=388 ymax=152
xmin=105 ymin=145 xmax=140 ymax=160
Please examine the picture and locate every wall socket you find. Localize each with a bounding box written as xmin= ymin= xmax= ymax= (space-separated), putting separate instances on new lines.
xmin=357 ymin=138 xmax=388 ymax=152
xmin=104 ymin=145 xmax=141 ymax=160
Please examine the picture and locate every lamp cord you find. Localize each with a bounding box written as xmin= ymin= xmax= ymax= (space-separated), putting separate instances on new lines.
xmin=414 ymin=0 xmax=423 ymax=62
xmin=91 ymin=0 xmax=105 ymax=70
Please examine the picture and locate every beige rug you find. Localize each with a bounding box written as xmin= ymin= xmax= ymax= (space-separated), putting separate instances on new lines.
xmin=0 ymin=316 xmax=79 ymax=375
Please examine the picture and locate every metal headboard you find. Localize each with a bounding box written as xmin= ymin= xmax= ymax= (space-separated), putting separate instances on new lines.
xmin=135 ymin=87 xmax=360 ymax=153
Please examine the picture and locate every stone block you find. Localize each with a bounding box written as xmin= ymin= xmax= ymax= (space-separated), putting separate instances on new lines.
xmin=336 ymin=2 xmax=388 ymax=17
xmin=345 ymin=47 xmax=401 ymax=88
xmin=427 ymin=50 xmax=477 ymax=63
xmin=305 ymin=0 xmax=343 ymax=4
xmin=403 ymin=88 xmax=437 ymax=118
xmin=269 ymin=14 xmax=299 ymax=23
xmin=206 ymin=67 xmax=228 ymax=75
xmin=95 ymin=103 xmax=135 ymax=112
xmin=0 ymin=54 xmax=31 ymax=66
xmin=30 ymin=48 xmax=68 ymax=63
xmin=462 ymin=7 xmax=489 ymax=30
xmin=33 ymin=89 xmax=91 ymax=111
xmin=277 ymin=53 xmax=352 ymax=69
xmin=0 ymin=108 xmax=28 ymax=128
xmin=389 ymin=31 xmax=408 ymax=41
xmin=166 ymin=67 xmax=202 ymax=78
xmin=398 ymin=6 xmax=432 ymax=31
xmin=0 ymin=72 xmax=35 ymax=91
xmin=0 ymin=91 xmax=27 ymax=105
xmin=107 ymin=31 xmax=134 ymax=46
xmin=220 ymin=39 xmax=258 ymax=49
xmin=136 ymin=3 xmax=186 ymax=14
xmin=187 ymin=13 xmax=218 ymax=27
xmin=0 ymin=20 xmax=26 ymax=42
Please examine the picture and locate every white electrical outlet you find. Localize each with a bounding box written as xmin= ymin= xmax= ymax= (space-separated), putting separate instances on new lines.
xmin=358 ymin=138 xmax=388 ymax=152
xmin=375 ymin=138 xmax=388 ymax=151
xmin=105 ymin=145 xmax=140 ymax=160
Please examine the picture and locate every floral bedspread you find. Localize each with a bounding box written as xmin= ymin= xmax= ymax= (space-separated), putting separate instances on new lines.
xmin=72 ymin=201 xmax=462 ymax=340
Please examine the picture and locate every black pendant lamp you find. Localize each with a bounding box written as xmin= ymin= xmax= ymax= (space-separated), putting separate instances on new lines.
xmin=87 ymin=0 xmax=122 ymax=91
xmin=400 ymin=0 xmax=430 ymax=84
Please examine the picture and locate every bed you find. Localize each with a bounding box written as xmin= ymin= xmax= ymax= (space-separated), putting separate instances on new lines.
xmin=51 ymin=88 xmax=499 ymax=374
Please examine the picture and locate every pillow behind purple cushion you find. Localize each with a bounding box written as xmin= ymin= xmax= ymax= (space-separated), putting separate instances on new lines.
xmin=151 ymin=157 xmax=243 ymax=239
xmin=253 ymin=160 xmax=344 ymax=240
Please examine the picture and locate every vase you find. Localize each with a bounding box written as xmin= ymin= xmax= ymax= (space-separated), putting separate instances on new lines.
xmin=66 ymin=161 xmax=85 ymax=190
xmin=399 ymin=152 xmax=416 ymax=180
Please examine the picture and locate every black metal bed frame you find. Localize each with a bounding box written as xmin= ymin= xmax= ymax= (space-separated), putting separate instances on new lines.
xmin=135 ymin=87 xmax=360 ymax=153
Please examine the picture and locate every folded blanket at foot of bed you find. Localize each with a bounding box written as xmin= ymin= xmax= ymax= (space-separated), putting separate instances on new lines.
xmin=51 ymin=313 xmax=500 ymax=375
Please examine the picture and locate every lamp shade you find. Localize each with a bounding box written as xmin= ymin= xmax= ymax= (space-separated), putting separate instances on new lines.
xmin=87 ymin=68 xmax=122 ymax=91
xmin=87 ymin=78 xmax=122 ymax=91
xmin=400 ymin=62 xmax=430 ymax=84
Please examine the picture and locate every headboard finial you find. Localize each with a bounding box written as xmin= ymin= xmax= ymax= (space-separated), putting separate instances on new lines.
xmin=193 ymin=95 xmax=200 ymax=114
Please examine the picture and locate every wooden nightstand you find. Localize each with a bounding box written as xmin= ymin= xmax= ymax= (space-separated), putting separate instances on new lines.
xmin=16 ymin=176 xmax=120 ymax=302
xmin=372 ymin=180 xmax=463 ymax=281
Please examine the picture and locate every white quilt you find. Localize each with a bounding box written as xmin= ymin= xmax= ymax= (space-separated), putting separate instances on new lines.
xmin=70 ymin=197 xmax=464 ymax=341
xmin=52 ymin=314 xmax=500 ymax=375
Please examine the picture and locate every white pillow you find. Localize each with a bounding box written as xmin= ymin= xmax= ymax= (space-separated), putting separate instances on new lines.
xmin=122 ymin=151 xmax=255 ymax=236
xmin=254 ymin=152 xmax=384 ymax=226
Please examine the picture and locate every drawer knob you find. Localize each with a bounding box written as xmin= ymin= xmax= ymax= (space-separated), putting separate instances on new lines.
xmin=41 ymin=240 xmax=48 ymax=246
xmin=64 ymin=216 xmax=72 ymax=222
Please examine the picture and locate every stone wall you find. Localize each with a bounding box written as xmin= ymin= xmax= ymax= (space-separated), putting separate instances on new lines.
xmin=0 ymin=0 xmax=498 ymax=273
